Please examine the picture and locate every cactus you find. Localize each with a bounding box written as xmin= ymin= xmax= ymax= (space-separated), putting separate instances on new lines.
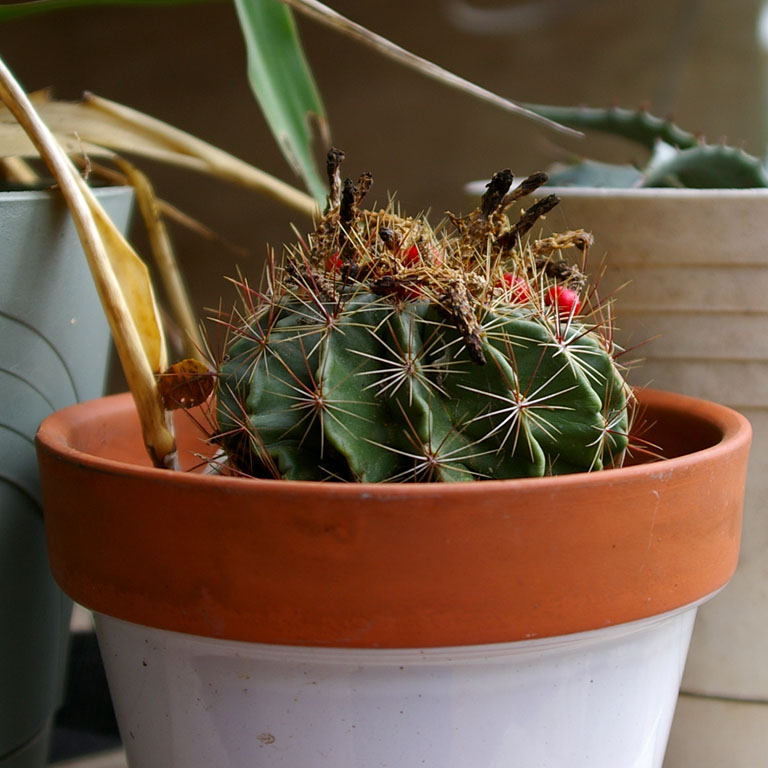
xmin=525 ymin=104 xmax=768 ymax=189
xmin=215 ymin=152 xmax=631 ymax=482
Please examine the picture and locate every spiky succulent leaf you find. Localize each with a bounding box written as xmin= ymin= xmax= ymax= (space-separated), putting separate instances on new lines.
xmin=525 ymin=104 xmax=698 ymax=151
xmin=529 ymin=104 xmax=767 ymax=189
xmin=544 ymin=160 xmax=644 ymax=188
xmin=643 ymin=143 xmax=768 ymax=188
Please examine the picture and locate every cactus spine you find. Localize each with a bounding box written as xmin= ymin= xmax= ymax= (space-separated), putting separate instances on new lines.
xmin=215 ymin=153 xmax=631 ymax=482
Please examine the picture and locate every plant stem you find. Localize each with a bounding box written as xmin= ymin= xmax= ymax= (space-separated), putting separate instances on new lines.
xmin=279 ymin=0 xmax=580 ymax=137
xmin=84 ymin=93 xmax=319 ymax=218
xmin=0 ymin=54 xmax=178 ymax=469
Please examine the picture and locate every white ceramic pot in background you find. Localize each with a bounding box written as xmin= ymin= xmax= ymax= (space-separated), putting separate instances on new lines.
xmin=95 ymin=602 xmax=702 ymax=768
xmin=532 ymin=187 xmax=768 ymax=767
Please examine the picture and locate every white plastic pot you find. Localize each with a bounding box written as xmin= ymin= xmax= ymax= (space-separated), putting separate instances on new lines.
xmin=95 ymin=602 xmax=703 ymax=768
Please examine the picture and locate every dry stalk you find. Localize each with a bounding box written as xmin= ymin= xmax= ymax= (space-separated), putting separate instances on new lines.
xmin=279 ymin=0 xmax=580 ymax=137
xmin=111 ymin=155 xmax=205 ymax=361
xmin=0 ymin=54 xmax=177 ymax=469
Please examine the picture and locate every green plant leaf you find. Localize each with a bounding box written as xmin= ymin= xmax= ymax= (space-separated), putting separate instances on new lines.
xmin=523 ymin=103 xmax=698 ymax=151
xmin=544 ymin=159 xmax=644 ymax=188
xmin=233 ymin=0 xmax=328 ymax=204
xmin=642 ymin=142 xmax=768 ymax=188
xmin=0 ymin=0 xmax=214 ymax=21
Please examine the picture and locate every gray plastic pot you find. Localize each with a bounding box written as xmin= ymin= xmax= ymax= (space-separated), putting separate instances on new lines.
xmin=0 ymin=186 xmax=133 ymax=768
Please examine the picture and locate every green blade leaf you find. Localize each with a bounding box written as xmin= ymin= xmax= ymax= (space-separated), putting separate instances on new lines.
xmin=233 ymin=0 xmax=329 ymax=204
xmin=0 ymin=0 xmax=213 ymax=22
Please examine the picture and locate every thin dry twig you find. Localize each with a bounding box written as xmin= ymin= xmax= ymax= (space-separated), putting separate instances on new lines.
xmin=83 ymin=93 xmax=320 ymax=216
xmin=280 ymin=0 xmax=580 ymax=137
xmin=110 ymin=155 xmax=205 ymax=361
xmin=79 ymin=158 xmax=249 ymax=257
xmin=0 ymin=55 xmax=177 ymax=469
xmin=0 ymin=154 xmax=38 ymax=184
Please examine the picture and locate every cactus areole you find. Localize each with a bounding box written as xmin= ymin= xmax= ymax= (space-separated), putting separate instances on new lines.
xmin=215 ymin=152 xmax=631 ymax=482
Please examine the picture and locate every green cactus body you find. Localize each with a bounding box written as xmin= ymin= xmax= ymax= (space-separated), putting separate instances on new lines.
xmin=216 ymin=158 xmax=631 ymax=482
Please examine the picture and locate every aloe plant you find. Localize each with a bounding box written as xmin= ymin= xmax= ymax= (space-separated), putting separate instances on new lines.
xmin=214 ymin=152 xmax=631 ymax=481
xmin=526 ymin=104 xmax=768 ymax=188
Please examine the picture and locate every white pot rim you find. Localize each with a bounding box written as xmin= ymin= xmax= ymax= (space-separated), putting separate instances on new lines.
xmin=537 ymin=186 xmax=768 ymax=199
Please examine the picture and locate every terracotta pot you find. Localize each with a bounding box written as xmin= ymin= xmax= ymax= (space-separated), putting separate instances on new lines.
xmin=36 ymin=388 xmax=750 ymax=768
xmin=531 ymin=187 xmax=768 ymax=766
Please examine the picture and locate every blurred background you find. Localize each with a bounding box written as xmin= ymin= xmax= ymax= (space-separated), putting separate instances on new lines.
xmin=1 ymin=0 xmax=766 ymax=390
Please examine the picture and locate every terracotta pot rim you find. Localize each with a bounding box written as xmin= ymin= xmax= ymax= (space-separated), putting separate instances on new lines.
xmin=37 ymin=387 xmax=748 ymax=495
xmin=37 ymin=387 xmax=751 ymax=648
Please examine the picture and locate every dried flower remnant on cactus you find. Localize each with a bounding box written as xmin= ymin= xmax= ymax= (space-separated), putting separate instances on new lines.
xmin=214 ymin=149 xmax=631 ymax=482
